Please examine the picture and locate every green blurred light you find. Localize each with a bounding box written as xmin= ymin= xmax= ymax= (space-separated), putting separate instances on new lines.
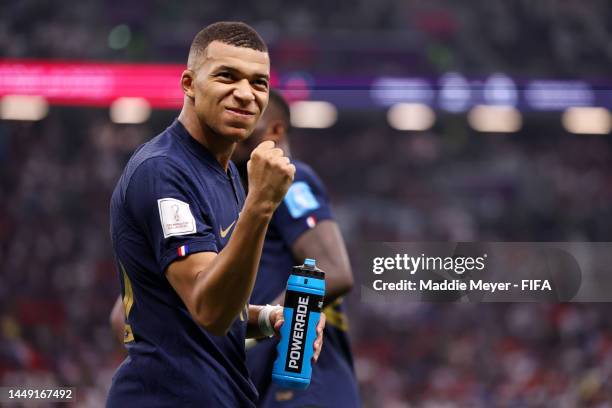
xmin=108 ymin=24 xmax=131 ymax=50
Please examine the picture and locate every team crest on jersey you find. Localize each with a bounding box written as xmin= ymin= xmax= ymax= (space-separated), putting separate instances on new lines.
xmin=157 ymin=198 xmax=196 ymax=238
xmin=284 ymin=181 xmax=319 ymax=218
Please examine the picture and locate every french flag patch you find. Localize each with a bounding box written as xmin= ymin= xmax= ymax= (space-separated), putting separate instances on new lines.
xmin=306 ymin=216 xmax=317 ymax=228
xmin=178 ymin=245 xmax=189 ymax=257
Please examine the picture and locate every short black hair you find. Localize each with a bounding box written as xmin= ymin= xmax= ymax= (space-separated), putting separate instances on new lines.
xmin=268 ymin=89 xmax=291 ymax=131
xmin=188 ymin=21 xmax=267 ymax=68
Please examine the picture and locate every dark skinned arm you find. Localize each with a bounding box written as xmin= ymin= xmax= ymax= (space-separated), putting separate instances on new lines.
xmin=166 ymin=141 xmax=295 ymax=336
xmin=166 ymin=198 xmax=274 ymax=336
xmin=272 ymin=220 xmax=354 ymax=307
xmin=110 ymin=295 xmax=125 ymax=345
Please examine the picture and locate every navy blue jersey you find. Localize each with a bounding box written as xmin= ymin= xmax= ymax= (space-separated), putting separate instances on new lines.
xmin=107 ymin=120 xmax=257 ymax=407
xmin=247 ymin=161 xmax=360 ymax=407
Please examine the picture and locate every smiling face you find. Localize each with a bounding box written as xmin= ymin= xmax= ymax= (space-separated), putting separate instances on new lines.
xmin=184 ymin=41 xmax=270 ymax=143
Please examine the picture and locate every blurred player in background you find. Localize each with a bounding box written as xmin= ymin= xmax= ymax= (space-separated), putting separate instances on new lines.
xmin=107 ymin=22 xmax=324 ymax=407
xmin=233 ymin=90 xmax=360 ymax=407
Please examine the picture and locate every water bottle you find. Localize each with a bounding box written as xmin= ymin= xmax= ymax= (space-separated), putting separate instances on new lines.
xmin=272 ymin=258 xmax=325 ymax=389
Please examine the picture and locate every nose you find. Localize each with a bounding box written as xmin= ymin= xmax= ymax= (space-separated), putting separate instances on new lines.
xmin=233 ymin=79 xmax=255 ymax=104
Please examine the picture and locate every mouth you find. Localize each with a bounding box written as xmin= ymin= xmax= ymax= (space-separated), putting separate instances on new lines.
xmin=225 ymin=107 xmax=255 ymax=117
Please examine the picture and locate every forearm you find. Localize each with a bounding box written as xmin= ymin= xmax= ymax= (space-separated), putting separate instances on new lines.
xmin=314 ymin=239 xmax=354 ymax=306
xmin=192 ymin=197 xmax=274 ymax=333
xmin=320 ymin=270 xmax=353 ymax=305
xmin=110 ymin=295 xmax=126 ymax=346
xmin=270 ymin=264 xmax=353 ymax=308
xmin=246 ymin=305 xmax=266 ymax=338
xmin=270 ymin=270 xmax=350 ymax=308
xmin=288 ymin=220 xmax=354 ymax=307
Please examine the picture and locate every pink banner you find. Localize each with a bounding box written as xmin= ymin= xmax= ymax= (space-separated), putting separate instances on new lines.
xmin=0 ymin=59 xmax=278 ymax=109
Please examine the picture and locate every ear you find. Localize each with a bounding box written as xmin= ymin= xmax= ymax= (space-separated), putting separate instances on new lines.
xmin=268 ymin=120 xmax=288 ymax=143
xmin=181 ymin=70 xmax=195 ymax=99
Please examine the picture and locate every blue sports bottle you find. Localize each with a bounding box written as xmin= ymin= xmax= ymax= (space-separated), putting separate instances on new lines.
xmin=272 ymin=258 xmax=325 ymax=389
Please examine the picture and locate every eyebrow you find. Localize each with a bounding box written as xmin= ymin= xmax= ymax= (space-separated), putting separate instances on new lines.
xmin=213 ymin=65 xmax=269 ymax=80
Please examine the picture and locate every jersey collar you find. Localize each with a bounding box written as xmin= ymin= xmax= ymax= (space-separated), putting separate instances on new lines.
xmin=170 ymin=119 xmax=229 ymax=177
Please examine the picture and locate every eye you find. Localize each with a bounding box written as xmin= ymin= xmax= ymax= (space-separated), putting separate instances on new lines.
xmin=216 ymin=72 xmax=233 ymax=80
xmin=254 ymin=79 xmax=269 ymax=89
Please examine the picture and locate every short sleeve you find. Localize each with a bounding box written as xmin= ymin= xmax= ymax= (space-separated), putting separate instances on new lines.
xmin=271 ymin=166 xmax=333 ymax=246
xmin=125 ymin=157 xmax=218 ymax=274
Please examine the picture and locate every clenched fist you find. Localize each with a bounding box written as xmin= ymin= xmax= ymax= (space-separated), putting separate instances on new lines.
xmin=246 ymin=140 xmax=295 ymax=214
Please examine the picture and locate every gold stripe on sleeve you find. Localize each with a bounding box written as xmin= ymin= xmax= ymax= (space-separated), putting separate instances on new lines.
xmin=120 ymin=261 xmax=135 ymax=343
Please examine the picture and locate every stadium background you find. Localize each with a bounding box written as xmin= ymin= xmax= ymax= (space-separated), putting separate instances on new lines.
xmin=2 ymin=1 xmax=612 ymax=406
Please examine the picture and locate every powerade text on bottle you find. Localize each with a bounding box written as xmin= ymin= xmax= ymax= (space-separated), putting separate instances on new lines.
xmin=272 ymin=258 xmax=325 ymax=389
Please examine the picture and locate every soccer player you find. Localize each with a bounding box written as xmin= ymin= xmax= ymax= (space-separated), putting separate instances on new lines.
xmin=233 ymin=90 xmax=361 ymax=407
xmin=106 ymin=22 xmax=324 ymax=407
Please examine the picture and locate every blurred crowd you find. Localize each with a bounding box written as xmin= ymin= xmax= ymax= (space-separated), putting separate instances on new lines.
xmin=354 ymin=303 xmax=612 ymax=407
xmin=0 ymin=111 xmax=151 ymax=406
xmin=3 ymin=0 xmax=612 ymax=75
xmin=299 ymin=115 xmax=612 ymax=242
xmin=1 ymin=109 xmax=611 ymax=406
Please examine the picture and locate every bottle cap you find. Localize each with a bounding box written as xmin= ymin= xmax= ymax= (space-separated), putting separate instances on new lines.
xmin=292 ymin=259 xmax=325 ymax=279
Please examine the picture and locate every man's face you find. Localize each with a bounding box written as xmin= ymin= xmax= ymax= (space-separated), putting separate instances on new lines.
xmin=191 ymin=41 xmax=270 ymax=142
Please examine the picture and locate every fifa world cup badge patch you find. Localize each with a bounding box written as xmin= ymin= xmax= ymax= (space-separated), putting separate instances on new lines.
xmin=157 ymin=198 xmax=196 ymax=238
xmin=284 ymin=182 xmax=320 ymax=218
